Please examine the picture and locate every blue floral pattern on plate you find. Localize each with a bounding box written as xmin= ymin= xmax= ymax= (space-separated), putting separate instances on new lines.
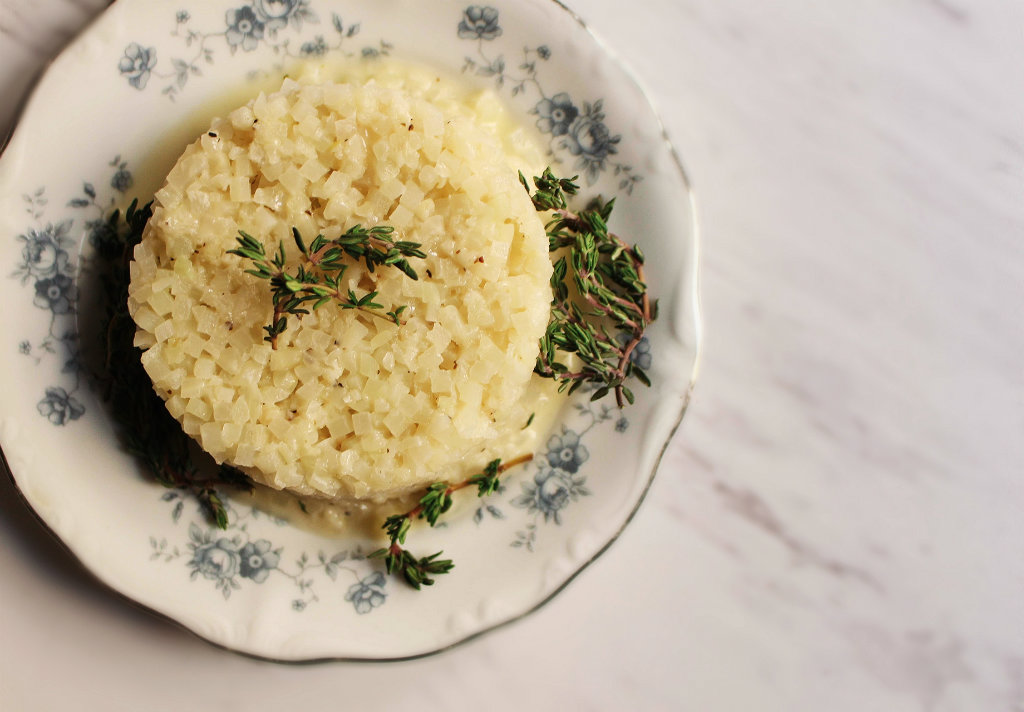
xmin=9 ymin=167 xmax=127 ymax=425
xmin=118 ymin=3 xmax=391 ymax=100
xmin=151 ymin=493 xmax=386 ymax=612
xmin=469 ymin=399 xmax=624 ymax=552
xmin=458 ymin=5 xmax=642 ymax=191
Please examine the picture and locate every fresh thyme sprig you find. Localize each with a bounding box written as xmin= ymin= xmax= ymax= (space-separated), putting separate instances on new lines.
xmin=521 ymin=169 xmax=657 ymax=408
xmin=369 ymin=454 xmax=532 ymax=589
xmin=97 ymin=200 xmax=250 ymax=529
xmin=228 ymin=225 xmax=425 ymax=348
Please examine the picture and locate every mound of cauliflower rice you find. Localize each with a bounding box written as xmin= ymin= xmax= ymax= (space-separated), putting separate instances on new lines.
xmin=127 ymin=61 xmax=555 ymax=502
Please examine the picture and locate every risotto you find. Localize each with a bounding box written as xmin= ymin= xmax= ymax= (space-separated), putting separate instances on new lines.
xmin=127 ymin=62 xmax=555 ymax=502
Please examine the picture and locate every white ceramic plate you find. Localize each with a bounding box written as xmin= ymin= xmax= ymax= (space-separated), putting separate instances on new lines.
xmin=0 ymin=0 xmax=700 ymax=660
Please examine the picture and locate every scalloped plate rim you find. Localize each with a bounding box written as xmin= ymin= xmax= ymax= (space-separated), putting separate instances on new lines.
xmin=0 ymin=0 xmax=702 ymax=661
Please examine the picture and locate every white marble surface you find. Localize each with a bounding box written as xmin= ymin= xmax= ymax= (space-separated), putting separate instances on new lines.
xmin=1 ymin=0 xmax=1021 ymax=709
